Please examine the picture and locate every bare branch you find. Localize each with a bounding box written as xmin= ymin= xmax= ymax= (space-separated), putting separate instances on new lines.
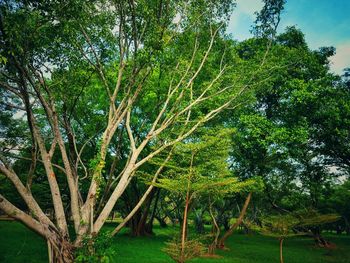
xmin=0 ymin=101 xmax=25 ymax=111
xmin=79 ymin=25 xmax=113 ymax=100
xmin=0 ymin=158 xmax=55 ymax=228
xmin=0 ymin=194 xmax=47 ymax=238
xmin=0 ymin=81 xmax=23 ymax=98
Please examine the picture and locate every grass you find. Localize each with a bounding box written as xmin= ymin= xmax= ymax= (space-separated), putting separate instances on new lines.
xmin=1 ymin=221 xmax=350 ymax=262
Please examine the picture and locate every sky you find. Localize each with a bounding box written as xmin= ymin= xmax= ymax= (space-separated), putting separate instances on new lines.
xmin=227 ymin=0 xmax=350 ymax=75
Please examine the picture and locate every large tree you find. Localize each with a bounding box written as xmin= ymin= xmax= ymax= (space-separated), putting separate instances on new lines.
xmin=0 ymin=0 xmax=283 ymax=261
xmin=229 ymin=25 xmax=350 ymax=245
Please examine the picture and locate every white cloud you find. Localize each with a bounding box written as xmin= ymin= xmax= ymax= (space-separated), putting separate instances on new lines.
xmin=236 ymin=0 xmax=264 ymax=15
xmin=330 ymin=42 xmax=350 ymax=75
xmin=228 ymin=0 xmax=263 ymax=40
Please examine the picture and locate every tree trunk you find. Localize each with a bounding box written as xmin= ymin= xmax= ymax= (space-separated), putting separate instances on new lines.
xmin=279 ymin=238 xmax=284 ymax=263
xmin=180 ymin=192 xmax=190 ymax=263
xmin=336 ymin=225 xmax=342 ymax=235
xmin=312 ymin=227 xmax=330 ymax=247
xmin=145 ymin=188 xmax=161 ymax=234
xmin=155 ymin=215 xmax=168 ymax=228
xmin=48 ymin=236 xmax=74 ymax=263
xmin=0 ymin=194 xmax=74 ymax=262
xmin=194 ymin=209 xmax=205 ymax=234
xmin=134 ymin=188 xmax=157 ymax=236
xmin=218 ymin=192 xmax=252 ymax=249
xmin=344 ymin=217 xmax=350 ymax=235
xmin=208 ymin=201 xmax=220 ymax=255
xmin=110 ymin=168 xmax=165 ymax=236
xmin=130 ymin=211 xmax=142 ymax=236
xmin=221 ymin=215 xmax=230 ymax=231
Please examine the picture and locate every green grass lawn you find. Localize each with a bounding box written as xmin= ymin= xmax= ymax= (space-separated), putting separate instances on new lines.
xmin=1 ymin=221 xmax=350 ymax=262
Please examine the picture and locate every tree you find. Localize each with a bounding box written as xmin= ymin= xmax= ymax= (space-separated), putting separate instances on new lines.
xmin=259 ymin=211 xmax=339 ymax=263
xmin=260 ymin=214 xmax=301 ymax=263
xmin=220 ymin=21 xmax=350 ymax=250
xmin=155 ymin=128 xmax=258 ymax=262
xmin=328 ymin=179 xmax=350 ymax=235
xmin=217 ymin=191 xmax=253 ymax=249
xmin=0 ymin=0 xmax=284 ymax=261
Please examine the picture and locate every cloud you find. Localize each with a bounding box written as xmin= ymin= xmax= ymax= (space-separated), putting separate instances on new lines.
xmin=330 ymin=42 xmax=350 ymax=75
xmin=228 ymin=0 xmax=263 ymax=40
xmin=236 ymin=0 xmax=264 ymax=15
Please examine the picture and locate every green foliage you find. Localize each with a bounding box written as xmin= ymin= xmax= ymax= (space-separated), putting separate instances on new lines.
xmin=156 ymin=175 xmax=259 ymax=198
xmin=75 ymin=232 xmax=116 ymax=263
xmin=153 ymin=128 xmax=261 ymax=199
xmin=253 ymin=0 xmax=286 ymax=38
xmin=228 ymin=24 xmax=350 ymax=231
xmin=330 ymin=180 xmax=350 ymax=212
xmin=260 ymin=214 xmax=301 ymax=238
xmin=258 ymin=210 xmax=340 ymax=239
xmin=163 ymin=238 xmax=206 ymax=263
xmin=294 ymin=209 xmax=340 ymax=228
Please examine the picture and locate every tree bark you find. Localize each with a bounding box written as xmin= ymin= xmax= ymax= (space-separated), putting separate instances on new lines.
xmin=31 ymin=119 xmax=69 ymax=236
xmin=145 ymin=188 xmax=161 ymax=234
xmin=217 ymin=192 xmax=252 ymax=249
xmin=311 ymin=227 xmax=330 ymax=247
xmin=47 ymin=234 xmax=74 ymax=263
xmin=208 ymin=201 xmax=220 ymax=255
xmin=0 ymin=195 xmax=74 ymax=262
xmin=194 ymin=209 xmax=205 ymax=234
xmin=0 ymin=164 xmax=54 ymax=228
xmin=344 ymin=217 xmax=350 ymax=235
xmin=134 ymin=188 xmax=156 ymax=236
xmin=279 ymin=238 xmax=284 ymax=263
xmin=180 ymin=192 xmax=190 ymax=263
xmin=110 ymin=151 xmax=171 ymax=236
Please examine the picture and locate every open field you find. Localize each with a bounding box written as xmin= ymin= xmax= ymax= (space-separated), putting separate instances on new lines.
xmin=0 ymin=221 xmax=349 ymax=263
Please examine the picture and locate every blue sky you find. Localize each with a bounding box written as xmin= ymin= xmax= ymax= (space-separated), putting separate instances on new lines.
xmin=227 ymin=0 xmax=350 ymax=74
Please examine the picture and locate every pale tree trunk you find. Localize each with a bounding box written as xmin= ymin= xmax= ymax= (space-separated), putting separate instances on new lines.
xmin=80 ymin=113 xmax=128 ymax=237
xmin=51 ymin=114 xmax=81 ymax=232
xmin=218 ymin=192 xmax=252 ymax=249
xmin=0 ymin=163 xmax=54 ymax=228
xmin=17 ymin=81 xmax=69 ymax=236
xmin=93 ymin=164 xmax=135 ymax=233
xmin=31 ymin=118 xmax=69 ymax=236
xmin=23 ymin=66 xmax=82 ymax=235
xmin=0 ymin=85 xmax=74 ymax=261
xmin=0 ymin=194 xmax=47 ymax=236
xmin=0 ymin=194 xmax=74 ymax=262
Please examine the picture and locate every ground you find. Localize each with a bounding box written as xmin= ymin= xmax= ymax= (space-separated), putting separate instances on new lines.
xmin=0 ymin=221 xmax=349 ymax=262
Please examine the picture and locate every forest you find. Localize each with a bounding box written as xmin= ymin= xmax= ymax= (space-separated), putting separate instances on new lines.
xmin=0 ymin=0 xmax=349 ymax=262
